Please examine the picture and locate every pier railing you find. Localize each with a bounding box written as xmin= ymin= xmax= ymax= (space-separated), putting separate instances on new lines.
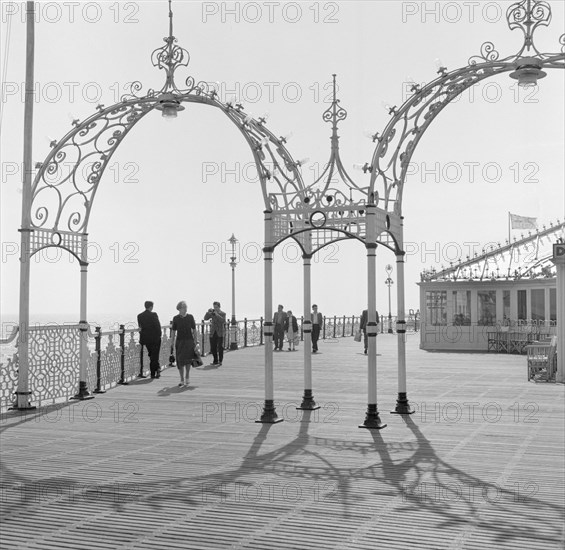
xmin=0 ymin=313 xmax=420 ymax=411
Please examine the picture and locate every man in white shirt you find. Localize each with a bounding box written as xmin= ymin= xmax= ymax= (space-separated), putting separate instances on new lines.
xmin=311 ymin=304 xmax=322 ymax=353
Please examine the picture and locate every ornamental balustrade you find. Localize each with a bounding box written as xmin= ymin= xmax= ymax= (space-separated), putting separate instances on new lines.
xmin=0 ymin=312 xmax=421 ymax=412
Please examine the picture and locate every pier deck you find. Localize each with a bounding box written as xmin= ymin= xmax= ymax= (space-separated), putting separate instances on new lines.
xmin=1 ymin=335 xmax=564 ymax=549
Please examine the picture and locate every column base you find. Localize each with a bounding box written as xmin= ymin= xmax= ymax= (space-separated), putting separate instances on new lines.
xmin=256 ymin=399 xmax=283 ymax=424
xmin=9 ymin=391 xmax=36 ymax=411
xmin=296 ymin=389 xmax=320 ymax=410
xmin=359 ymin=403 xmax=387 ymax=429
xmin=93 ymin=389 xmax=106 ymax=394
xmin=71 ymin=381 xmax=94 ymax=401
xmin=391 ymin=392 xmax=415 ymax=414
xmin=230 ymin=343 xmax=238 ymax=350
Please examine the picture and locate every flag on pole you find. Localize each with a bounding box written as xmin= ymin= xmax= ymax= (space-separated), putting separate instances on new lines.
xmin=509 ymin=213 xmax=538 ymax=230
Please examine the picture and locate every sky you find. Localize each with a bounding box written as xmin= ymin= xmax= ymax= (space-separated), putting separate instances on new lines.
xmin=1 ymin=0 xmax=564 ymax=329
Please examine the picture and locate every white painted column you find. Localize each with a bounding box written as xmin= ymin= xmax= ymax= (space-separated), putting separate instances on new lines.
xmin=298 ymin=251 xmax=318 ymax=409
xmin=550 ymin=244 xmax=564 ymax=383
xmin=392 ymin=218 xmax=413 ymax=414
xmin=16 ymin=1 xmax=36 ymax=410
xmin=73 ymin=234 xmax=93 ymax=400
xmin=360 ymin=203 xmax=385 ymax=429
xmin=259 ymin=209 xmax=281 ymax=422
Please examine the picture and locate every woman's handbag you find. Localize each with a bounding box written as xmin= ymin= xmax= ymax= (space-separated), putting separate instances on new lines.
xmin=192 ymin=347 xmax=203 ymax=368
xmin=354 ymin=329 xmax=362 ymax=342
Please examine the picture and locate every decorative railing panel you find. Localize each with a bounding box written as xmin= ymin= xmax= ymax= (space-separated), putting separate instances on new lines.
xmin=28 ymin=325 xmax=81 ymax=406
xmin=0 ymin=313 xmax=423 ymax=411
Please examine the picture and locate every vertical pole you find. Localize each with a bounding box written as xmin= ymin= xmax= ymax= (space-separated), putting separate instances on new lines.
xmin=259 ymin=317 xmax=263 ymax=346
xmin=94 ymin=327 xmax=105 ymax=394
xmin=73 ymin=242 xmax=93 ymax=399
xmin=360 ymin=203 xmax=386 ymax=429
xmin=392 ymin=220 xmax=413 ymax=414
xmin=15 ymin=2 xmax=36 ymax=410
xmin=229 ymin=238 xmax=238 ymax=350
xmin=298 ymin=252 xmax=318 ymax=410
xmin=550 ymin=246 xmax=564 ymax=382
xmin=200 ymin=320 xmax=205 ymax=353
xmin=244 ymin=318 xmax=248 ymax=347
xmin=258 ymin=210 xmax=281 ymax=422
xmin=342 ymin=315 xmax=346 ymax=337
xmin=118 ymin=324 xmax=127 ymax=385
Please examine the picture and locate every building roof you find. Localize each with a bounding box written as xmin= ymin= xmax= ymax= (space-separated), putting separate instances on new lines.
xmin=420 ymin=221 xmax=564 ymax=282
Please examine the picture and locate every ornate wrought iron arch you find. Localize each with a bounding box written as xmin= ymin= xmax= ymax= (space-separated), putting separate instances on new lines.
xmin=367 ymin=0 xmax=564 ymax=214
xmin=28 ymin=8 xmax=306 ymax=261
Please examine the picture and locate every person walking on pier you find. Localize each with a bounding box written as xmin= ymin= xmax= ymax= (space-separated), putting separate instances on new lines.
xmin=360 ymin=309 xmax=380 ymax=354
xmin=311 ymin=304 xmax=323 ymax=353
xmin=204 ymin=301 xmax=226 ymax=366
xmin=285 ymin=310 xmax=299 ymax=351
xmin=273 ymin=305 xmax=288 ymax=351
xmin=137 ymin=301 xmax=162 ymax=378
xmin=171 ymin=301 xmax=197 ymax=386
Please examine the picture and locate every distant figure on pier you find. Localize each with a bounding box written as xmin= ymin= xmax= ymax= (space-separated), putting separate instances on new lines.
xmin=284 ymin=310 xmax=299 ymax=351
xmin=137 ymin=301 xmax=162 ymax=378
xmin=204 ymin=301 xmax=226 ymax=366
xmin=273 ymin=305 xmax=288 ymax=351
xmin=360 ymin=309 xmax=380 ymax=355
xmin=171 ymin=301 xmax=197 ymax=386
xmin=311 ymin=304 xmax=323 ymax=353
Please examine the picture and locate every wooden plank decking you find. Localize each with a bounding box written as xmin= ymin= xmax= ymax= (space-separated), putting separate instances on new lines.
xmin=1 ymin=335 xmax=564 ymax=549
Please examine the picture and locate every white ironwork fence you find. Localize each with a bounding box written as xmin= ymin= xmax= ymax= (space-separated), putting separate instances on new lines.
xmin=0 ymin=312 xmax=421 ymax=411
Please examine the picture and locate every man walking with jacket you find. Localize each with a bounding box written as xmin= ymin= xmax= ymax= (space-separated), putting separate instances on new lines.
xmin=137 ymin=301 xmax=162 ymax=378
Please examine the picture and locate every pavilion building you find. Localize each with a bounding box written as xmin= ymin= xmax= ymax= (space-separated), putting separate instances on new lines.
xmin=418 ymin=221 xmax=564 ymax=351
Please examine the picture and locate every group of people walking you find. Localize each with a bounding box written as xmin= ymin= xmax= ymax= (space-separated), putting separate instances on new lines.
xmin=137 ymin=301 xmax=328 ymax=386
xmin=137 ymin=300 xmax=226 ymax=387
xmin=273 ymin=304 xmax=323 ymax=353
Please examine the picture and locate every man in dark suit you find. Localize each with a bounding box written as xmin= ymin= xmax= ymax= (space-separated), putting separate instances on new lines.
xmin=137 ymin=301 xmax=162 ymax=378
xmin=360 ymin=309 xmax=380 ymax=354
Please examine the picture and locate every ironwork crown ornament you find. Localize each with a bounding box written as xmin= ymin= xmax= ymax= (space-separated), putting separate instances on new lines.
xmin=469 ymin=0 xmax=563 ymax=85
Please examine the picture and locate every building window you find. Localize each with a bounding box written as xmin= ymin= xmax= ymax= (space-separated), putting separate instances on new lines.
xmin=517 ymin=290 xmax=527 ymax=321
xmin=550 ymin=288 xmax=556 ymax=322
xmin=503 ymin=290 xmax=511 ymax=323
xmin=452 ymin=291 xmax=471 ymax=325
xmin=478 ymin=291 xmax=496 ymax=326
xmin=531 ymin=289 xmax=545 ymax=322
xmin=426 ymin=291 xmax=447 ymax=326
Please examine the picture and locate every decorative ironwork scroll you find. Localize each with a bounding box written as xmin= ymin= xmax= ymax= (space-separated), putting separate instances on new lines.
xmin=368 ymin=0 xmax=564 ymax=216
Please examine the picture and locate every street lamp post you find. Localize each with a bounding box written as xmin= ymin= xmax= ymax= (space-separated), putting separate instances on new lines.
xmin=229 ymin=234 xmax=238 ymax=350
xmin=385 ymin=264 xmax=394 ymax=334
